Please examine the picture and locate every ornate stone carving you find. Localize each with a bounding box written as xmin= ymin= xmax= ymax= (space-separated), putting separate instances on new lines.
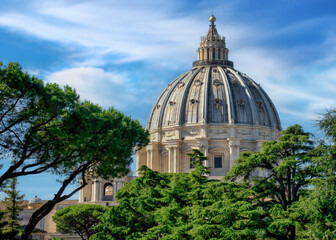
xmin=194 ymin=79 xmax=203 ymax=86
xmin=260 ymin=131 xmax=268 ymax=136
xmin=232 ymin=79 xmax=239 ymax=86
xmin=189 ymin=129 xmax=200 ymax=135
xmin=169 ymin=101 xmax=176 ymax=106
xmin=164 ymin=131 xmax=175 ymax=137
xmin=238 ymin=129 xmax=251 ymax=135
xmin=178 ymin=82 xmax=185 ymax=88
xmin=237 ymin=99 xmax=245 ymax=105
xmin=213 ymin=79 xmax=222 ymax=86
xmin=210 ymin=129 xmax=227 ymax=134
xmin=214 ymin=98 xmax=222 ymax=105
xmin=190 ymin=99 xmax=198 ymax=104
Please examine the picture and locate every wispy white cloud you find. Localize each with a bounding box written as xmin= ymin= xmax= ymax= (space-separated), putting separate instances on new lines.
xmin=1 ymin=0 xmax=336 ymax=126
xmin=46 ymin=66 xmax=167 ymax=118
xmin=47 ymin=67 xmax=134 ymax=109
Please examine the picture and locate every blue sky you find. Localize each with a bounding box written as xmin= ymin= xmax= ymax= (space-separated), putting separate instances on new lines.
xmin=1 ymin=0 xmax=336 ymax=200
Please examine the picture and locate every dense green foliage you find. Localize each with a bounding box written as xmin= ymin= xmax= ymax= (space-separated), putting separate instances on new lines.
xmin=93 ymin=121 xmax=336 ymax=240
xmin=0 ymin=177 xmax=24 ymax=239
xmin=294 ymin=109 xmax=336 ymax=239
xmin=0 ymin=62 xmax=79 ymax=186
xmin=227 ymin=124 xmax=315 ymax=240
xmin=0 ymin=62 xmax=149 ymax=239
xmin=92 ymin=150 xmax=266 ymax=240
xmin=53 ymin=204 xmax=108 ymax=240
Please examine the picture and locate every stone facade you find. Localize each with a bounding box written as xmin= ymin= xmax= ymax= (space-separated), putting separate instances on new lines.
xmin=79 ymin=175 xmax=135 ymax=205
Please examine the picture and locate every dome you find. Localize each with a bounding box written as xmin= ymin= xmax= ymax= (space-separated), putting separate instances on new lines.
xmin=147 ymin=66 xmax=281 ymax=130
xmin=29 ymin=196 xmax=43 ymax=204
xmin=136 ymin=15 xmax=281 ymax=177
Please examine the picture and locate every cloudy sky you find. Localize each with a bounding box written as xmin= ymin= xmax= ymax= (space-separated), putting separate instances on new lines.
xmin=1 ymin=0 xmax=336 ymax=199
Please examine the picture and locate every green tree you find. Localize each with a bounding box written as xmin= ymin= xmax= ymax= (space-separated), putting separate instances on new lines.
xmin=0 ymin=62 xmax=79 ymax=186
xmin=294 ymin=109 xmax=336 ymax=239
xmin=21 ymin=102 xmax=149 ymax=240
xmin=53 ymin=204 xmax=108 ymax=240
xmin=0 ymin=62 xmax=149 ymax=239
xmin=295 ymin=177 xmax=336 ymax=239
xmin=1 ymin=177 xmax=25 ymax=239
xmin=227 ymin=124 xmax=316 ymax=240
xmin=186 ymin=149 xmax=210 ymax=185
xmin=93 ymin=163 xmax=265 ymax=240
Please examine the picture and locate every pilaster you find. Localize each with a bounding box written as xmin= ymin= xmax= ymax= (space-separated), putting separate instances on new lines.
xmin=229 ymin=138 xmax=241 ymax=169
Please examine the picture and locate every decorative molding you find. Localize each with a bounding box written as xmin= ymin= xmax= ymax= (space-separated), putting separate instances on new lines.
xmin=178 ymin=82 xmax=185 ymax=88
xmin=237 ymin=99 xmax=245 ymax=105
xmin=190 ymin=99 xmax=199 ymax=104
xmin=213 ymin=79 xmax=222 ymax=86
xmin=164 ymin=131 xmax=175 ymax=137
xmin=210 ymin=129 xmax=227 ymax=134
xmin=237 ymin=129 xmax=251 ymax=135
xmin=189 ymin=129 xmax=200 ymax=135
xmin=194 ymin=79 xmax=203 ymax=86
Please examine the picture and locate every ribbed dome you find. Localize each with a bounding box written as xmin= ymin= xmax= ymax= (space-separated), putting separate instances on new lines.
xmin=29 ymin=196 xmax=42 ymax=204
xmin=137 ymin=15 xmax=281 ymax=176
xmin=147 ymin=16 xmax=281 ymax=132
xmin=147 ymin=66 xmax=281 ymax=131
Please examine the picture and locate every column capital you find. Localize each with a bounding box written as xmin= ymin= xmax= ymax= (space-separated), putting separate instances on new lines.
xmin=228 ymin=138 xmax=241 ymax=147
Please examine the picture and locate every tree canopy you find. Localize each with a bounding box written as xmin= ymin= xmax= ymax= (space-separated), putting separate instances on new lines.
xmin=0 ymin=62 xmax=149 ymax=239
xmin=0 ymin=62 xmax=79 ymax=186
xmin=53 ymin=204 xmax=108 ymax=240
xmin=93 ymin=124 xmax=334 ymax=240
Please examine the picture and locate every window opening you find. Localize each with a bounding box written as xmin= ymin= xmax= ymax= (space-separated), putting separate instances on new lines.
xmin=214 ymin=155 xmax=222 ymax=168
xmin=104 ymin=183 xmax=113 ymax=196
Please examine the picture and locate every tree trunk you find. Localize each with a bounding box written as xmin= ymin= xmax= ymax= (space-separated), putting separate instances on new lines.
xmin=289 ymin=225 xmax=295 ymax=240
xmin=20 ymin=164 xmax=89 ymax=240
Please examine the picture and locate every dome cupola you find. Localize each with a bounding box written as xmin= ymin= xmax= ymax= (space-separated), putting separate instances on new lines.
xmin=194 ymin=15 xmax=233 ymax=68
xmin=137 ymin=15 xmax=281 ymax=177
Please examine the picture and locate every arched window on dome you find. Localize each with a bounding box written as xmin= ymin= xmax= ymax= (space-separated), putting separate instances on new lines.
xmin=103 ymin=183 xmax=113 ymax=201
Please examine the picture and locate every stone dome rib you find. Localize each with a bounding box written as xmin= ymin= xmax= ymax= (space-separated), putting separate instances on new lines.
xmin=147 ymin=65 xmax=281 ymax=130
xmin=138 ymin=15 xmax=282 ymax=177
xmin=146 ymin=14 xmax=282 ymax=131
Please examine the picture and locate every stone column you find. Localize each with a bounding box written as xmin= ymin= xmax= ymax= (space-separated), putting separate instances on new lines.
xmin=197 ymin=139 xmax=209 ymax=167
xmin=209 ymin=48 xmax=213 ymax=60
xmin=221 ymin=49 xmax=225 ymax=60
xmin=173 ymin=146 xmax=178 ymax=173
xmin=79 ymin=185 xmax=84 ymax=202
xmin=113 ymin=181 xmax=117 ymax=199
xmin=215 ymin=48 xmax=219 ymax=60
xmin=229 ymin=139 xmax=241 ymax=170
xmin=92 ymin=180 xmax=100 ymax=202
xmin=167 ymin=146 xmax=173 ymax=173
